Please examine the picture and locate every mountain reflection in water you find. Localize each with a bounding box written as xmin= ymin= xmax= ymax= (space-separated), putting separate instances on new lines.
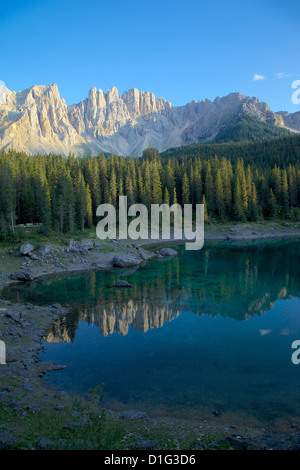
xmin=4 ymin=240 xmax=300 ymax=343
xmin=3 ymin=240 xmax=300 ymax=425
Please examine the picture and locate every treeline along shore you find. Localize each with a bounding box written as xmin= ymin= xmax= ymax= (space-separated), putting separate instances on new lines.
xmin=1 ymin=135 xmax=300 ymax=240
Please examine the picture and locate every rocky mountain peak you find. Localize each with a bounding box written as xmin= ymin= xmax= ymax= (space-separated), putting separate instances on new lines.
xmin=107 ymin=86 xmax=119 ymax=104
xmin=0 ymin=84 xmax=299 ymax=157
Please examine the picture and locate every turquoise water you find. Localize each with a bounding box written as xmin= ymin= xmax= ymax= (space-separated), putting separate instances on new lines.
xmin=3 ymin=239 xmax=300 ymax=426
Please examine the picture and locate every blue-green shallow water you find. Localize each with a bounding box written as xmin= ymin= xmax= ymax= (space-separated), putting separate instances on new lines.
xmin=3 ymin=239 xmax=300 ymax=426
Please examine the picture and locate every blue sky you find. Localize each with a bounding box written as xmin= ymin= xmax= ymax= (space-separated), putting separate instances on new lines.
xmin=1 ymin=0 xmax=299 ymax=112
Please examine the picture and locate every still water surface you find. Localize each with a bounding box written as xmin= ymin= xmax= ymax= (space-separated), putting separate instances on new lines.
xmin=3 ymin=240 xmax=300 ymax=426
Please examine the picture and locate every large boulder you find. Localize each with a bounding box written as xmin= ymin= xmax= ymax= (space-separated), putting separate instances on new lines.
xmin=10 ymin=271 xmax=33 ymax=282
xmin=112 ymin=254 xmax=141 ymax=268
xmin=20 ymin=241 xmax=35 ymax=256
xmin=159 ymin=247 xmax=178 ymax=257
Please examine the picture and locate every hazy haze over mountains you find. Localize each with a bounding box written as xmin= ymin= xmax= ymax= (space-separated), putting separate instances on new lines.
xmin=0 ymin=84 xmax=299 ymax=157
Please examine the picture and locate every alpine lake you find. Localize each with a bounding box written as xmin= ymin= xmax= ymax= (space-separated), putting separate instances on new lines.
xmin=2 ymin=239 xmax=300 ymax=429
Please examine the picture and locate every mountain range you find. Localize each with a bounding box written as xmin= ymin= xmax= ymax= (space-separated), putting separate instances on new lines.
xmin=0 ymin=84 xmax=299 ymax=157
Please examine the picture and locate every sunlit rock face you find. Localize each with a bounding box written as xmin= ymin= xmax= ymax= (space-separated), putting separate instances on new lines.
xmin=1 ymin=84 xmax=299 ymax=157
xmin=0 ymin=84 xmax=81 ymax=155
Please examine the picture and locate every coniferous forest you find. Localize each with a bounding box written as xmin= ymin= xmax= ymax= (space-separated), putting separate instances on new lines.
xmin=0 ymin=135 xmax=300 ymax=240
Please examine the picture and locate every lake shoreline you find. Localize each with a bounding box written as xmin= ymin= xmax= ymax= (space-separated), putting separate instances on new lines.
xmin=1 ymin=220 xmax=300 ymax=293
xmin=1 ymin=222 xmax=300 ymax=449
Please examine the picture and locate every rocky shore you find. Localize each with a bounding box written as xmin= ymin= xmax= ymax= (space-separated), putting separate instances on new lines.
xmin=0 ymin=237 xmax=156 ymax=292
xmin=1 ymin=220 xmax=300 ymax=292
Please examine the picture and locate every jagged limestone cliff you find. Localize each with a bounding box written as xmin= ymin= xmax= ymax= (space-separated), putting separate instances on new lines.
xmin=0 ymin=84 xmax=299 ymax=157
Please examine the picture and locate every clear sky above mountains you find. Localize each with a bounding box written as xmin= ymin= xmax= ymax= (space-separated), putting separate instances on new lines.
xmin=1 ymin=0 xmax=299 ymax=113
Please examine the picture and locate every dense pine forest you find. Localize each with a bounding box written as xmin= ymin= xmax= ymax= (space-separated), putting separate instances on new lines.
xmin=161 ymin=134 xmax=300 ymax=167
xmin=0 ymin=135 xmax=300 ymax=240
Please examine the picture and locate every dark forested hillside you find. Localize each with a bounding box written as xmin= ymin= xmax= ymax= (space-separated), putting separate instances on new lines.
xmin=213 ymin=114 xmax=292 ymax=144
xmin=161 ymin=134 xmax=300 ymax=168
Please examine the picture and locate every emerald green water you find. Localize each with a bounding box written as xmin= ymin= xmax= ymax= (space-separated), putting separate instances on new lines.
xmin=3 ymin=240 xmax=300 ymax=426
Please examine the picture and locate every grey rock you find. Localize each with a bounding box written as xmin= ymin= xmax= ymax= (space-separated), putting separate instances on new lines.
xmin=159 ymin=248 xmax=178 ymax=257
xmin=6 ymin=310 xmax=22 ymax=323
xmin=67 ymin=239 xmax=81 ymax=252
xmin=67 ymin=239 xmax=93 ymax=253
xmin=113 ymin=280 xmax=133 ymax=288
xmin=37 ymin=437 xmax=53 ymax=450
xmin=10 ymin=270 xmax=33 ymax=282
xmin=112 ymin=254 xmax=141 ymax=268
xmin=80 ymin=240 xmax=94 ymax=251
xmin=28 ymin=253 xmax=39 ymax=260
xmin=20 ymin=241 xmax=35 ymax=256
xmin=6 ymin=350 xmax=18 ymax=362
xmin=138 ymin=249 xmax=153 ymax=260
xmin=37 ymin=246 xmax=51 ymax=256
xmin=0 ymin=430 xmax=17 ymax=450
